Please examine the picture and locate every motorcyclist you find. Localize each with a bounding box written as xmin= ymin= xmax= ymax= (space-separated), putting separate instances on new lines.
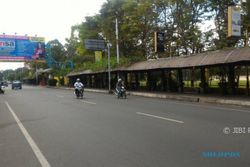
xmin=74 ymin=78 xmax=84 ymax=98
xmin=116 ymin=78 xmax=123 ymax=92
xmin=0 ymin=82 xmax=4 ymax=94
xmin=116 ymin=78 xmax=126 ymax=98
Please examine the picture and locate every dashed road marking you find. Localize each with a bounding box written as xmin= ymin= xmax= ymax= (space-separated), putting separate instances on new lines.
xmin=56 ymin=94 xmax=64 ymax=98
xmin=136 ymin=112 xmax=184 ymax=124
xmin=82 ymin=100 xmax=96 ymax=105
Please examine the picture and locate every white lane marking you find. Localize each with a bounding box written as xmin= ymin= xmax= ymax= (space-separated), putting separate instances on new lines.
xmin=168 ymin=101 xmax=250 ymax=113
xmin=56 ymin=94 xmax=64 ymax=98
xmin=136 ymin=112 xmax=184 ymax=124
xmin=82 ymin=100 xmax=96 ymax=105
xmin=5 ymin=101 xmax=51 ymax=167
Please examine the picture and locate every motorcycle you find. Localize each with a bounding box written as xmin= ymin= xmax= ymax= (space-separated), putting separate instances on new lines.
xmin=0 ymin=85 xmax=5 ymax=94
xmin=116 ymin=86 xmax=127 ymax=99
xmin=75 ymin=87 xmax=83 ymax=99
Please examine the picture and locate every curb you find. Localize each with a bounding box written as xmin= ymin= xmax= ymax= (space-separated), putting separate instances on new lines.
xmin=215 ymin=99 xmax=250 ymax=107
xmin=129 ymin=92 xmax=199 ymax=102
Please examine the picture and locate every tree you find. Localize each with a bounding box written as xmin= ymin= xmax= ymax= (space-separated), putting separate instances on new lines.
xmin=0 ymin=72 xmax=3 ymax=81
xmin=64 ymin=0 xmax=245 ymax=73
xmin=65 ymin=25 xmax=80 ymax=58
xmin=159 ymin=0 xmax=210 ymax=56
xmin=242 ymin=0 xmax=250 ymax=46
xmin=207 ymin=0 xmax=240 ymax=49
xmin=47 ymin=39 xmax=66 ymax=62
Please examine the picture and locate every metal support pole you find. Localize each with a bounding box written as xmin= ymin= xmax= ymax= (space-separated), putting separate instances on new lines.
xmin=21 ymin=66 xmax=23 ymax=82
xmin=107 ymin=43 xmax=112 ymax=93
xmin=116 ymin=18 xmax=120 ymax=79
xmin=116 ymin=18 xmax=119 ymax=65
xmin=35 ymin=63 xmax=38 ymax=85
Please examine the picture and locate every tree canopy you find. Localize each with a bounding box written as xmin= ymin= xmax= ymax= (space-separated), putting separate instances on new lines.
xmin=64 ymin=0 xmax=250 ymax=65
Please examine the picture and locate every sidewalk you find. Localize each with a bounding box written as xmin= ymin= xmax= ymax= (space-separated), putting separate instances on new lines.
xmin=48 ymin=86 xmax=250 ymax=107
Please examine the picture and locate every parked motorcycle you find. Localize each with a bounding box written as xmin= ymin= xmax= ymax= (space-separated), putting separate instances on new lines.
xmin=75 ymin=88 xmax=83 ymax=99
xmin=116 ymin=86 xmax=127 ymax=99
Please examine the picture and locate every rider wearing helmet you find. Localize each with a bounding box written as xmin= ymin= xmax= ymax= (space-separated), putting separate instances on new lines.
xmin=74 ymin=78 xmax=84 ymax=95
xmin=0 ymin=82 xmax=4 ymax=94
xmin=116 ymin=78 xmax=123 ymax=92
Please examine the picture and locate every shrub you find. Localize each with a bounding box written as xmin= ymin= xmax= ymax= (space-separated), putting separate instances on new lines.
xmin=48 ymin=79 xmax=58 ymax=86
xmin=59 ymin=77 xmax=65 ymax=86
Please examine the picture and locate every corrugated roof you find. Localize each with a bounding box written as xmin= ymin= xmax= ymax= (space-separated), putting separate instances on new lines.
xmin=67 ymin=68 xmax=126 ymax=77
xmin=67 ymin=70 xmax=94 ymax=77
xmin=67 ymin=47 xmax=250 ymax=76
xmin=126 ymin=47 xmax=250 ymax=71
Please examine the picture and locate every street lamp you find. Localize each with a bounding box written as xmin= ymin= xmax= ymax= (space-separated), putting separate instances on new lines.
xmin=116 ymin=17 xmax=120 ymax=65
xmin=115 ymin=11 xmax=120 ymax=65
xmin=107 ymin=43 xmax=112 ymax=93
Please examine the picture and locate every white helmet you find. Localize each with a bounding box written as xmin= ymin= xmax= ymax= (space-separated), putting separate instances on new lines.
xmin=77 ymin=78 xmax=80 ymax=81
xmin=118 ymin=78 xmax=122 ymax=82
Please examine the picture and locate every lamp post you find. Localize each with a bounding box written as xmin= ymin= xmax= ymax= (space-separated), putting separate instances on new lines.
xmin=35 ymin=63 xmax=38 ymax=85
xmin=116 ymin=17 xmax=120 ymax=65
xmin=107 ymin=43 xmax=112 ymax=93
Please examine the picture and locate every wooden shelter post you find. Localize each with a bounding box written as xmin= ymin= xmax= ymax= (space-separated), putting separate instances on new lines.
xmin=178 ymin=69 xmax=184 ymax=93
xmin=228 ymin=65 xmax=236 ymax=95
xmin=146 ymin=71 xmax=152 ymax=91
xmin=89 ymin=75 xmax=93 ymax=88
xmin=200 ymin=67 xmax=207 ymax=94
xmin=124 ymin=72 xmax=128 ymax=89
xmin=135 ymin=72 xmax=139 ymax=90
xmin=247 ymin=66 xmax=249 ymax=96
xmin=161 ymin=69 xmax=167 ymax=91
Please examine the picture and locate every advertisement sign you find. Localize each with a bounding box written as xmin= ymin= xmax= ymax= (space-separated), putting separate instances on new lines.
xmin=84 ymin=39 xmax=105 ymax=51
xmin=95 ymin=51 xmax=102 ymax=62
xmin=0 ymin=35 xmax=45 ymax=61
xmin=228 ymin=6 xmax=241 ymax=37
xmin=154 ymin=32 xmax=164 ymax=53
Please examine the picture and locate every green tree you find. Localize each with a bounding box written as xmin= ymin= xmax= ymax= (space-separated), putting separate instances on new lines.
xmin=47 ymin=39 xmax=66 ymax=62
xmin=159 ymin=0 xmax=209 ymax=56
xmin=0 ymin=72 xmax=3 ymax=81
xmin=207 ymin=0 xmax=240 ymax=49
xmin=99 ymin=0 xmax=160 ymax=58
xmin=2 ymin=69 xmax=15 ymax=81
xmin=64 ymin=0 xmax=241 ymax=73
xmin=65 ymin=25 xmax=80 ymax=58
xmin=242 ymin=0 xmax=250 ymax=46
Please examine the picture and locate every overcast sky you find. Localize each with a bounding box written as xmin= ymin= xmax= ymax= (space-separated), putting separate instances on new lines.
xmin=0 ymin=0 xmax=106 ymax=70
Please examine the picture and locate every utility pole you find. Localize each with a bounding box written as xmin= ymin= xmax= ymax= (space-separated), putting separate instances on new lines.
xmin=107 ymin=43 xmax=112 ymax=93
xmin=35 ymin=63 xmax=38 ymax=85
xmin=245 ymin=29 xmax=248 ymax=47
xmin=116 ymin=18 xmax=120 ymax=65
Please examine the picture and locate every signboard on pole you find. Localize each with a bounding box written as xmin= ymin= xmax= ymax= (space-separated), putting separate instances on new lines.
xmin=0 ymin=34 xmax=46 ymax=62
xmin=154 ymin=32 xmax=164 ymax=52
xmin=95 ymin=51 xmax=102 ymax=62
xmin=228 ymin=6 xmax=241 ymax=37
xmin=84 ymin=39 xmax=105 ymax=51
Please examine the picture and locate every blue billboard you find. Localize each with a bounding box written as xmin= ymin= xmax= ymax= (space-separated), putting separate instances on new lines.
xmin=0 ymin=35 xmax=45 ymax=61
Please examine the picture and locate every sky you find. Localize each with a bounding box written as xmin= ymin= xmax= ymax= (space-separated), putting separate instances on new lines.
xmin=0 ymin=0 xmax=106 ymax=71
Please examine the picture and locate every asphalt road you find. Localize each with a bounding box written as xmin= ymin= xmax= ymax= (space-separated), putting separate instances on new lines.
xmin=0 ymin=85 xmax=250 ymax=167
